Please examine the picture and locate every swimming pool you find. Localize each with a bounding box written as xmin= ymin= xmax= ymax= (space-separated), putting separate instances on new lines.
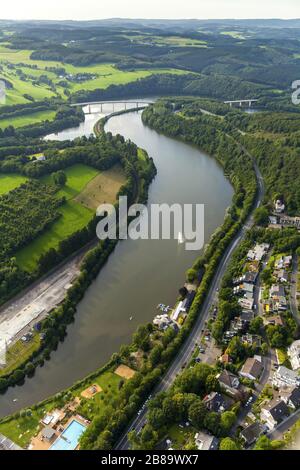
xmin=49 ymin=419 xmax=87 ymax=451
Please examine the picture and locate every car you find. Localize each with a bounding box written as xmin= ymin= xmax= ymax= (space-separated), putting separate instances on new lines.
xmin=199 ymin=348 xmax=205 ymax=353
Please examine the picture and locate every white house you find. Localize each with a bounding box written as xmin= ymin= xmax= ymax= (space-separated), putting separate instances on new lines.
xmin=272 ymin=365 xmax=300 ymax=388
xmin=287 ymin=340 xmax=300 ymax=371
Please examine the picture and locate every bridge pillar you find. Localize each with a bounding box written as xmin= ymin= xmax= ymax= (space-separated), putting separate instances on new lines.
xmin=249 ymin=101 xmax=252 ymax=107
xmin=124 ymin=103 xmax=127 ymax=110
xmin=100 ymin=103 xmax=103 ymax=112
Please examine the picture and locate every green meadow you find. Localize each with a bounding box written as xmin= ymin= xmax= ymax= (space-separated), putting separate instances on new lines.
xmin=0 ymin=45 xmax=188 ymax=104
xmin=16 ymin=164 xmax=100 ymax=272
xmin=0 ymin=109 xmax=56 ymax=129
xmin=0 ymin=173 xmax=27 ymax=195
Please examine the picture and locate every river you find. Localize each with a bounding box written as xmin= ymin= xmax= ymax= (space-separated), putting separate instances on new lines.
xmin=0 ymin=104 xmax=233 ymax=417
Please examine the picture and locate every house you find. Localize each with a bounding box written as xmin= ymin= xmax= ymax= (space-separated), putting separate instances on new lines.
xmin=275 ymin=255 xmax=293 ymax=270
xmin=274 ymin=200 xmax=285 ymax=214
xmin=0 ymin=433 xmax=22 ymax=450
xmin=153 ymin=314 xmax=176 ymax=331
xmin=266 ymin=315 xmax=283 ymax=327
xmin=194 ymin=432 xmax=219 ymax=450
xmin=241 ymin=334 xmax=262 ymax=348
xmin=247 ymin=244 xmax=269 ymax=262
xmin=260 ymin=399 xmax=289 ymax=431
xmin=240 ymin=422 xmax=264 ymax=447
xmin=41 ymin=426 xmax=56 ymax=442
xmin=269 ymin=215 xmax=278 ymax=225
xmin=270 ymin=284 xmax=285 ymax=299
xmin=171 ymin=301 xmax=186 ymax=322
xmin=219 ymin=353 xmax=232 ymax=365
xmin=272 ymin=366 xmax=300 ymax=388
xmin=181 ymin=290 xmax=196 ymax=312
xmin=243 ymin=272 xmax=258 ymax=284
xmin=238 ymin=297 xmax=254 ymax=311
xmin=240 ymin=310 xmax=255 ymax=322
xmin=218 ymin=370 xmax=241 ymax=398
xmin=274 ymin=269 xmax=289 ymax=283
xmin=279 ymin=216 xmax=300 ymax=231
xmin=280 ymin=387 xmax=300 ymax=410
xmin=239 ymin=357 xmax=263 ymax=381
xmin=287 ymin=340 xmax=300 ymax=370
xmin=203 ymin=392 xmax=233 ymax=413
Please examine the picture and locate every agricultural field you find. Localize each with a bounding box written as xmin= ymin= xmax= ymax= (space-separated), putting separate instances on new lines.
xmin=126 ymin=34 xmax=208 ymax=48
xmin=0 ymin=45 xmax=188 ymax=104
xmin=0 ymin=173 xmax=27 ymax=195
xmin=15 ymin=163 xmax=125 ymax=271
xmin=0 ymin=109 xmax=56 ymax=129
xmin=74 ymin=164 xmax=126 ymax=209
xmin=220 ymin=31 xmax=247 ymax=40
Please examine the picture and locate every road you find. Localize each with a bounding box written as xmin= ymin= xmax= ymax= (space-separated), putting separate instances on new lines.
xmin=116 ymin=158 xmax=265 ymax=449
xmin=268 ymin=408 xmax=300 ymax=441
xmin=290 ymin=254 xmax=299 ymax=325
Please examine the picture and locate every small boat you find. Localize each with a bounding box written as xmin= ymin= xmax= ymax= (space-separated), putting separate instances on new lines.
xmin=129 ymin=316 xmax=133 ymax=321
xmin=13 ymin=399 xmax=18 ymax=403
xmin=178 ymin=232 xmax=184 ymax=244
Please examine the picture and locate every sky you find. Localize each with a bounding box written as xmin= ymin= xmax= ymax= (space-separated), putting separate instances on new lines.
xmin=0 ymin=0 xmax=299 ymax=21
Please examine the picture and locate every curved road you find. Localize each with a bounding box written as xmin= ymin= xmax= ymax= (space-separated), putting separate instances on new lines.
xmin=116 ymin=154 xmax=265 ymax=449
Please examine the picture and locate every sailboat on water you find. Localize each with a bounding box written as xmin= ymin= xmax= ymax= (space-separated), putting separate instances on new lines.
xmin=178 ymin=231 xmax=185 ymax=244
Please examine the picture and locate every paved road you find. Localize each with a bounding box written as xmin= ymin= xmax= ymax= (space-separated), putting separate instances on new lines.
xmin=290 ymin=254 xmax=299 ymax=325
xmin=268 ymin=408 xmax=300 ymax=441
xmin=116 ymin=158 xmax=265 ymax=449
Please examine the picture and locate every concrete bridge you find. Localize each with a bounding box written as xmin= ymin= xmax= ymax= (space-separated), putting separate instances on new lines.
xmin=70 ymin=100 xmax=154 ymax=114
xmin=224 ymin=99 xmax=259 ymax=108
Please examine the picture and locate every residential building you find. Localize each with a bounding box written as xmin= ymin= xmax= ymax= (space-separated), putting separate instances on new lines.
xmin=194 ymin=432 xmax=219 ymax=450
xmin=287 ymin=340 xmax=300 ymax=371
xmin=274 ymin=269 xmax=289 ymax=283
xmin=240 ymin=422 xmax=264 ymax=447
xmin=239 ymin=356 xmax=263 ymax=381
xmin=247 ymin=244 xmax=269 ymax=262
xmin=272 ymin=366 xmax=300 ymax=388
xmin=203 ymin=392 xmax=233 ymax=413
xmin=260 ymin=399 xmax=289 ymax=431
xmin=0 ymin=434 xmax=22 ymax=450
xmin=217 ymin=370 xmax=243 ymax=399
xmin=274 ymin=200 xmax=285 ymax=214
xmin=241 ymin=334 xmax=262 ymax=348
xmin=280 ymin=387 xmax=300 ymax=410
xmin=238 ymin=297 xmax=254 ymax=311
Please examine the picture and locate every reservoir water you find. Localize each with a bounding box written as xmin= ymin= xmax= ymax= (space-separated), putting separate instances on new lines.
xmin=0 ymin=104 xmax=233 ymax=417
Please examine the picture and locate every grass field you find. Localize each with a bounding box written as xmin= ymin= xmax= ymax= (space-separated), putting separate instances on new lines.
xmin=16 ymin=164 xmax=124 ymax=271
xmin=74 ymin=164 xmax=126 ymax=209
xmin=15 ymin=199 xmax=93 ymax=271
xmin=41 ymin=163 xmax=100 ymax=200
xmin=0 ymin=367 xmax=124 ymax=448
xmin=221 ymin=31 xmax=246 ymax=40
xmin=0 ymin=109 xmax=56 ymax=129
xmin=0 ymin=173 xmax=27 ymax=195
xmin=0 ymin=45 xmax=189 ymax=104
xmin=0 ymin=334 xmax=41 ymax=378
